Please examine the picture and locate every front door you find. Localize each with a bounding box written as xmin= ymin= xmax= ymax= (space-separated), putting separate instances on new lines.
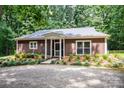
xmin=54 ymin=42 xmax=60 ymax=57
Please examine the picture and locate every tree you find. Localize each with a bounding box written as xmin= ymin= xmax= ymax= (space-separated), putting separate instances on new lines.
xmin=0 ymin=5 xmax=123 ymax=56
xmin=0 ymin=21 xmax=15 ymax=56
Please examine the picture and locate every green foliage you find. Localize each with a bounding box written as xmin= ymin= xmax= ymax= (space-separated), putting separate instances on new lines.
xmin=81 ymin=61 xmax=90 ymax=66
xmin=74 ymin=61 xmax=82 ymax=66
xmin=0 ymin=52 xmax=43 ymax=67
xmin=0 ymin=5 xmax=124 ymax=56
xmin=58 ymin=60 xmax=67 ymax=65
xmin=73 ymin=60 xmax=90 ymax=66
xmin=102 ymin=54 xmax=109 ymax=60
xmin=0 ymin=58 xmax=42 ymax=67
xmin=61 ymin=54 xmax=123 ymax=68
xmin=95 ymin=54 xmax=101 ymax=58
xmin=15 ymin=52 xmax=27 ymax=59
xmin=68 ymin=54 xmax=74 ymax=62
xmin=94 ymin=61 xmax=101 ymax=66
xmin=15 ymin=52 xmax=42 ymax=59
xmin=0 ymin=21 xmax=15 ymax=56
xmin=109 ymin=50 xmax=124 ymax=59
xmin=111 ymin=62 xmax=124 ymax=68
xmin=76 ymin=55 xmax=80 ymax=61
xmin=83 ymin=55 xmax=91 ymax=61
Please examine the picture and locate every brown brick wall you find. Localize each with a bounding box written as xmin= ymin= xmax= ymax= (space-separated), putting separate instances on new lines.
xmin=18 ymin=40 xmax=45 ymax=54
xmin=65 ymin=38 xmax=105 ymax=56
xmin=17 ymin=38 xmax=105 ymax=56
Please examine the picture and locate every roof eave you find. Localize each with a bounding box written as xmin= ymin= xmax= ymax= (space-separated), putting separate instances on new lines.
xmin=16 ymin=36 xmax=107 ymax=41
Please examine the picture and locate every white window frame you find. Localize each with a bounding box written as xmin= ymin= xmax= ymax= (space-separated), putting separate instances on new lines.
xmin=76 ymin=40 xmax=92 ymax=55
xmin=29 ymin=41 xmax=38 ymax=49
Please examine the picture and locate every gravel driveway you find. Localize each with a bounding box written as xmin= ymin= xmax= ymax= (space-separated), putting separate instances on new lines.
xmin=0 ymin=65 xmax=124 ymax=88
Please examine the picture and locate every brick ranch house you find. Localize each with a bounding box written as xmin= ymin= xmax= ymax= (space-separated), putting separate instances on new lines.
xmin=16 ymin=27 xmax=108 ymax=60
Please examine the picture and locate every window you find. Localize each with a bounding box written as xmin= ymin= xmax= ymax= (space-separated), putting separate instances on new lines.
xmin=76 ymin=40 xmax=91 ymax=55
xmin=84 ymin=42 xmax=90 ymax=54
xmin=29 ymin=41 xmax=38 ymax=49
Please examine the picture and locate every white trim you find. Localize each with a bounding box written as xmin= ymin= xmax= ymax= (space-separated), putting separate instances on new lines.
xmin=105 ymin=38 xmax=107 ymax=54
xmin=53 ymin=40 xmax=55 ymax=57
xmin=59 ymin=39 xmax=62 ymax=60
xmin=76 ymin=40 xmax=92 ymax=55
xmin=45 ymin=39 xmax=47 ymax=59
xmin=90 ymin=40 xmax=92 ymax=55
xmin=83 ymin=41 xmax=84 ymax=54
xmin=63 ymin=39 xmax=65 ymax=58
xmin=16 ymin=36 xmax=107 ymax=40
xmin=50 ymin=39 xmax=52 ymax=58
xmin=29 ymin=41 xmax=38 ymax=50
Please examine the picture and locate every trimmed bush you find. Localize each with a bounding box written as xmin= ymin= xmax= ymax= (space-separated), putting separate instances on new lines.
xmin=68 ymin=54 xmax=74 ymax=62
xmin=15 ymin=52 xmax=27 ymax=59
xmin=73 ymin=61 xmax=82 ymax=65
xmin=111 ymin=61 xmax=124 ymax=68
xmin=83 ymin=55 xmax=91 ymax=61
xmin=0 ymin=58 xmax=43 ymax=67
xmin=58 ymin=60 xmax=67 ymax=65
xmin=81 ymin=61 xmax=90 ymax=66
xmin=102 ymin=54 xmax=109 ymax=60
xmin=15 ymin=52 xmax=43 ymax=59
xmin=59 ymin=54 xmax=123 ymax=68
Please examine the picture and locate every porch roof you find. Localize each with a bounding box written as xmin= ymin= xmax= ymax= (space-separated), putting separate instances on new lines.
xmin=16 ymin=27 xmax=108 ymax=40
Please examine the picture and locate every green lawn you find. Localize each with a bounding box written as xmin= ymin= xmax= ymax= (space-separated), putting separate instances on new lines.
xmin=109 ymin=50 xmax=124 ymax=60
xmin=0 ymin=55 xmax=14 ymax=59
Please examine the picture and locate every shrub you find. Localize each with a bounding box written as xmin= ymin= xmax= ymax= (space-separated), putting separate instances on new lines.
xmin=0 ymin=61 xmax=8 ymax=67
xmin=26 ymin=53 xmax=34 ymax=58
xmin=68 ymin=54 xmax=74 ymax=62
xmin=28 ymin=60 xmax=36 ymax=65
xmin=95 ymin=61 xmax=101 ymax=66
xmin=15 ymin=52 xmax=27 ymax=59
xmin=15 ymin=52 xmax=43 ymax=59
xmin=63 ymin=56 xmax=69 ymax=63
xmin=16 ymin=61 xmax=22 ymax=65
xmin=58 ymin=60 xmax=67 ymax=65
xmin=111 ymin=62 xmax=124 ymax=68
xmin=73 ymin=61 xmax=82 ymax=65
xmin=7 ymin=60 xmax=17 ymax=66
xmin=81 ymin=60 xmax=90 ymax=66
xmin=50 ymin=60 xmax=56 ymax=64
xmin=21 ymin=61 xmax=29 ymax=65
xmin=0 ymin=58 xmax=42 ymax=67
xmin=95 ymin=53 xmax=101 ymax=58
xmin=76 ymin=55 xmax=80 ymax=61
xmin=102 ymin=54 xmax=109 ymax=60
xmin=83 ymin=55 xmax=91 ymax=61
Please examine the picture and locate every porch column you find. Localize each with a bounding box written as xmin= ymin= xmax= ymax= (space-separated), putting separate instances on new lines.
xmin=105 ymin=38 xmax=107 ymax=54
xmin=45 ymin=39 xmax=47 ymax=59
xmin=50 ymin=39 xmax=52 ymax=58
xmin=63 ymin=38 xmax=65 ymax=58
xmin=59 ymin=39 xmax=62 ymax=60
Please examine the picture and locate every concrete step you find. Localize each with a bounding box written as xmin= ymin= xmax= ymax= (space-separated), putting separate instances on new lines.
xmin=41 ymin=58 xmax=58 ymax=64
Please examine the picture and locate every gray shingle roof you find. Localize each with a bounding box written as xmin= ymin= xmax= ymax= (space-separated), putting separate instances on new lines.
xmin=16 ymin=27 xmax=108 ymax=40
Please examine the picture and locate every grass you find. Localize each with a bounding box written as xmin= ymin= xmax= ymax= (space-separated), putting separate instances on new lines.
xmin=0 ymin=55 xmax=14 ymax=59
xmin=109 ymin=50 xmax=124 ymax=60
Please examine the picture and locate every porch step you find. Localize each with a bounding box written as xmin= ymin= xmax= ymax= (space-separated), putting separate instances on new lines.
xmin=41 ymin=58 xmax=58 ymax=64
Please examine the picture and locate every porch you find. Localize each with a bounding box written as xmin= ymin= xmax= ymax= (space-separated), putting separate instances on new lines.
xmin=44 ymin=32 xmax=65 ymax=60
xmin=45 ymin=39 xmax=65 ymax=60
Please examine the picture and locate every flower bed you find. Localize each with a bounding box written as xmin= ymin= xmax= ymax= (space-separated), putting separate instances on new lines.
xmin=0 ymin=52 xmax=44 ymax=67
xmin=56 ymin=54 xmax=124 ymax=68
